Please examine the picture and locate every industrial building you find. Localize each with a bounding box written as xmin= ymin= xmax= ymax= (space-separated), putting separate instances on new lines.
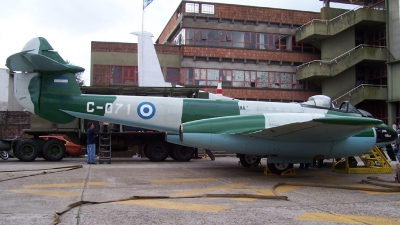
xmin=90 ymin=0 xmax=399 ymax=124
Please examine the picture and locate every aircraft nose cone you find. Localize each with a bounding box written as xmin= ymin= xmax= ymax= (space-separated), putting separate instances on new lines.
xmin=375 ymin=125 xmax=397 ymax=144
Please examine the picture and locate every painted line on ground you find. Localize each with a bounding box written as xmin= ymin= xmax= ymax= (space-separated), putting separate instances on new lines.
xmin=116 ymin=199 xmax=231 ymax=213
xmin=7 ymin=189 xmax=80 ymax=198
xmin=150 ymin=178 xmax=216 ymax=183
xmin=7 ymin=182 xmax=109 ymax=198
xmin=23 ymin=182 xmax=108 ymax=188
xmin=169 ymin=182 xmax=248 ymax=198
xmin=295 ymin=212 xmax=400 ymax=224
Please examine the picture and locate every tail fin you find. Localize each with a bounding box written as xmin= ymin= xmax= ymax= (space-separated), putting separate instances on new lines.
xmin=131 ymin=31 xmax=172 ymax=87
xmin=6 ymin=37 xmax=84 ymax=123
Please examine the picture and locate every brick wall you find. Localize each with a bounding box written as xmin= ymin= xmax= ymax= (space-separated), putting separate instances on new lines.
xmin=182 ymin=46 xmax=320 ymax=63
xmin=214 ymin=4 xmax=320 ymax=25
xmin=93 ymin=65 xmax=110 ymax=86
xmin=92 ymin=42 xmax=136 ymax=53
xmin=201 ymin=87 xmax=320 ymax=101
xmin=0 ymin=111 xmax=31 ymax=139
xmin=158 ymin=6 xmax=181 ymax=44
xmin=91 ymin=42 xmax=181 ymax=55
xmin=157 ymin=2 xmax=320 ymax=44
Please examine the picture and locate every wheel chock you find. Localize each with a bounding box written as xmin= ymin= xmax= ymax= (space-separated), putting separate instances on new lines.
xmin=263 ymin=167 xmax=276 ymax=176
xmin=263 ymin=167 xmax=296 ymax=176
xmin=238 ymin=161 xmax=261 ymax=168
xmin=281 ymin=168 xmax=296 ymax=176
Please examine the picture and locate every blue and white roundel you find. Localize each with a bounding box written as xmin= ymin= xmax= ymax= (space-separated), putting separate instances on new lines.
xmin=137 ymin=102 xmax=156 ymax=120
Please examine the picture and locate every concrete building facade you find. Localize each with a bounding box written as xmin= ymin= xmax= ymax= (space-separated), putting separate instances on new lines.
xmin=296 ymin=0 xmax=397 ymax=124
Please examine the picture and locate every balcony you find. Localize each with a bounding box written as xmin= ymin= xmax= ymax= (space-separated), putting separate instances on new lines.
xmin=296 ymin=45 xmax=390 ymax=80
xmin=332 ymin=84 xmax=387 ymax=106
xmin=295 ymin=6 xmax=386 ymax=44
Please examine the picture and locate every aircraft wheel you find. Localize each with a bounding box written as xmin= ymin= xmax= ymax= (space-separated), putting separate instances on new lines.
xmin=171 ymin=145 xmax=194 ymax=162
xmin=15 ymin=139 xmax=39 ymax=162
xmin=267 ymin=163 xmax=293 ymax=175
xmin=239 ymin=154 xmax=261 ymax=168
xmin=145 ymin=141 xmax=170 ymax=162
xmin=42 ymin=140 xmax=66 ymax=161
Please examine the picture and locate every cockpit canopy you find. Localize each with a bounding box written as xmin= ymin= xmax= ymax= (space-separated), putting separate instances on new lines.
xmin=302 ymin=95 xmax=365 ymax=116
xmin=303 ymin=95 xmax=332 ymax=108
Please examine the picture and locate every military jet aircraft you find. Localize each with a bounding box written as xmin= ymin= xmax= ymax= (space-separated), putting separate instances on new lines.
xmin=6 ymin=35 xmax=397 ymax=174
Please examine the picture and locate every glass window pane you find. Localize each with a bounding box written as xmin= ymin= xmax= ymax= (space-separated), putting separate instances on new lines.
xmin=201 ymin=4 xmax=214 ymax=14
xmin=195 ymin=69 xmax=200 ymax=79
xmin=268 ymin=72 xmax=275 ymax=83
xmin=281 ymin=73 xmax=291 ymax=83
xmin=208 ymin=30 xmax=218 ymax=38
xmin=245 ymin=71 xmax=250 ymax=81
xmin=251 ymin=71 xmax=256 ymax=82
xmin=233 ymin=70 xmax=244 ymax=81
xmin=207 ymin=69 xmax=219 ymax=80
xmin=201 ymin=69 xmax=206 ymax=79
xmin=258 ymin=71 xmax=268 ymax=82
xmin=233 ymin=81 xmax=244 ymax=87
xmin=232 ymin=32 xmax=244 ymax=48
xmin=110 ymin=66 xmax=122 ymax=84
xmin=186 ymin=3 xmax=199 ymax=13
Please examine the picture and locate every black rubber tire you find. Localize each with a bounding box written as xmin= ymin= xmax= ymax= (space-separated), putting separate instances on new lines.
xmin=267 ymin=163 xmax=294 ymax=175
xmin=145 ymin=141 xmax=170 ymax=162
xmin=42 ymin=140 xmax=66 ymax=161
xmin=15 ymin=139 xmax=39 ymax=162
xmin=171 ymin=145 xmax=194 ymax=162
xmin=239 ymin=155 xmax=261 ymax=168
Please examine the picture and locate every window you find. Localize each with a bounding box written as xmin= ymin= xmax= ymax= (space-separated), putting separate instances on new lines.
xmin=185 ymin=28 xmax=194 ymax=45
xmin=185 ymin=3 xmax=199 ymax=13
xmin=183 ymin=68 xmax=313 ymax=90
xmin=220 ymin=70 xmax=232 ymax=86
xmin=232 ymin=31 xmax=244 ymax=48
xmin=110 ymin=66 xmax=137 ymax=85
xmin=367 ymin=65 xmax=387 ymax=85
xmin=201 ymin=4 xmax=214 ymax=14
xmin=166 ymin=68 xmax=180 ymax=86
xmin=173 ymin=28 xmax=318 ymax=53
xmin=185 ymin=68 xmax=194 ymax=85
xmin=207 ymin=69 xmax=219 ymax=86
xmin=367 ymin=27 xmax=386 ymax=46
xmin=110 ymin=66 xmax=122 ymax=84
xmin=208 ymin=30 xmax=219 ymax=46
xmin=244 ymin=33 xmax=256 ymax=49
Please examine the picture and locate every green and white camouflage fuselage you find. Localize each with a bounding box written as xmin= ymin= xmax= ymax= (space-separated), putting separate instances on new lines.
xmin=8 ymin=37 xmax=398 ymax=164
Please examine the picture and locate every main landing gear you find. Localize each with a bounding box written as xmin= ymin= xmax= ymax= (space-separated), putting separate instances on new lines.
xmin=237 ymin=154 xmax=295 ymax=175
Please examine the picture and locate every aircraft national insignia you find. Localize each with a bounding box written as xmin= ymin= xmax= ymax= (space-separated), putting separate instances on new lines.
xmin=137 ymin=102 xmax=156 ymax=120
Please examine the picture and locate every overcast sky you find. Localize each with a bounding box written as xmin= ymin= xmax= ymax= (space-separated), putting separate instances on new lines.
xmin=0 ymin=0 xmax=356 ymax=85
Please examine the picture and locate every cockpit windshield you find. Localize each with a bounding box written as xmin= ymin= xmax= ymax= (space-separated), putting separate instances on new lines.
xmin=301 ymin=95 xmax=364 ymax=116
xmin=302 ymin=95 xmax=332 ymax=108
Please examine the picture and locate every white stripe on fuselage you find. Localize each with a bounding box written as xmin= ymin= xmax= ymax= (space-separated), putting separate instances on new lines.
xmin=101 ymin=96 xmax=184 ymax=133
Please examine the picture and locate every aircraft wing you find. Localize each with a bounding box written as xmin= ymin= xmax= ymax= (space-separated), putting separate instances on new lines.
xmin=180 ymin=113 xmax=382 ymax=142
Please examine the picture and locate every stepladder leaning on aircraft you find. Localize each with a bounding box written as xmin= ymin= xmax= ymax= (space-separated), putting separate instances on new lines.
xmin=5 ymin=33 xmax=398 ymax=174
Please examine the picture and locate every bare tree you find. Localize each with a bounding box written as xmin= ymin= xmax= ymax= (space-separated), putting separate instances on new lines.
xmin=65 ymin=60 xmax=85 ymax=86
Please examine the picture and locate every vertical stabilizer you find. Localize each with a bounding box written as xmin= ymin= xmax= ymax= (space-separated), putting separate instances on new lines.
xmin=131 ymin=31 xmax=172 ymax=87
xmin=7 ymin=37 xmax=84 ymax=123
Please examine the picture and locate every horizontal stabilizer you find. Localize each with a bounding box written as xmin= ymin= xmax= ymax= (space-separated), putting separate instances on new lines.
xmin=6 ymin=51 xmax=84 ymax=73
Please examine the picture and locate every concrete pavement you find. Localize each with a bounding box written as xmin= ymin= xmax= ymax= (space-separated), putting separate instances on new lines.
xmin=1 ymin=157 xmax=400 ymax=225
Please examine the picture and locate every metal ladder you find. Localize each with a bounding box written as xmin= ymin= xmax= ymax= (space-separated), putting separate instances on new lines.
xmin=98 ymin=132 xmax=111 ymax=164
